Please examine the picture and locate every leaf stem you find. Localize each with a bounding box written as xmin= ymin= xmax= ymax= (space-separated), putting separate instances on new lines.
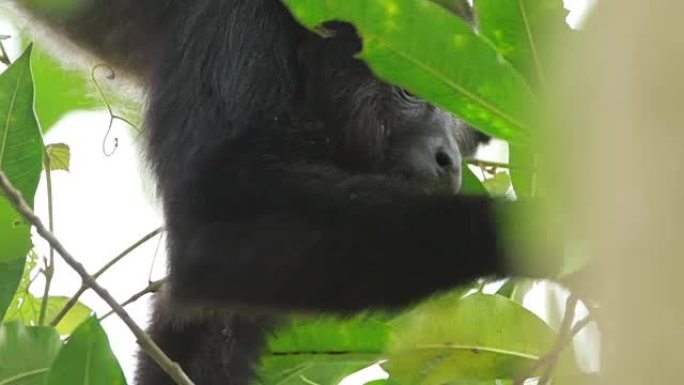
xmin=98 ymin=278 xmax=166 ymax=322
xmin=38 ymin=154 xmax=55 ymax=325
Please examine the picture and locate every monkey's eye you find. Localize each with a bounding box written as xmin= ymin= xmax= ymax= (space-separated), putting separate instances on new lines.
xmin=398 ymin=88 xmax=420 ymax=102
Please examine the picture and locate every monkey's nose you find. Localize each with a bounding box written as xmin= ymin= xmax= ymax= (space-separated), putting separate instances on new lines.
xmin=435 ymin=149 xmax=457 ymax=172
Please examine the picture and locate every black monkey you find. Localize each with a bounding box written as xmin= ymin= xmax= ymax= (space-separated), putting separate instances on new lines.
xmin=14 ymin=1 xmax=550 ymax=384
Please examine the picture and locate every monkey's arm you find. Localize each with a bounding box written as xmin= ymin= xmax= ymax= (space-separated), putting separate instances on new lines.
xmin=11 ymin=0 xmax=174 ymax=76
xmin=167 ymin=156 xmax=554 ymax=313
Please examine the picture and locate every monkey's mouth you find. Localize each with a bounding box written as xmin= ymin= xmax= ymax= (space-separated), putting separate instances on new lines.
xmin=391 ymin=169 xmax=462 ymax=195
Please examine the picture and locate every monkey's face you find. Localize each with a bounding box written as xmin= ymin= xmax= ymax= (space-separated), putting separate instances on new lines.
xmin=299 ymin=22 xmax=484 ymax=195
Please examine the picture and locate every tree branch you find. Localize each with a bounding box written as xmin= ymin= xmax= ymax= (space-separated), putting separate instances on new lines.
xmin=0 ymin=171 xmax=194 ymax=385
xmin=99 ymin=278 xmax=166 ymax=322
xmin=514 ymin=295 xmax=590 ymax=385
xmin=50 ymin=227 xmax=163 ymax=326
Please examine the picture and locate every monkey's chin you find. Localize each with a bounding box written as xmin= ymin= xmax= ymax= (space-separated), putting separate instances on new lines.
xmin=418 ymin=177 xmax=462 ymax=196
xmin=390 ymin=170 xmax=461 ymax=196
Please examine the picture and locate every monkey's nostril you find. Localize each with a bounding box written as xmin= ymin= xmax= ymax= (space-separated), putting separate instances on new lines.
xmin=435 ymin=151 xmax=453 ymax=168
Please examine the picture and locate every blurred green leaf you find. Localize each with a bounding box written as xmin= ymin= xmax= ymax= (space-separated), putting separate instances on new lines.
xmin=495 ymin=279 xmax=516 ymax=298
xmin=0 ymin=321 xmax=62 ymax=385
xmin=0 ymin=46 xmax=43 ymax=321
xmin=461 ymin=165 xmax=487 ymax=196
xmin=509 ymin=144 xmax=536 ymax=198
xmin=385 ymin=293 xmax=556 ymax=384
xmin=474 ymin=0 xmax=572 ymax=88
xmin=47 ymin=316 xmax=126 ymax=385
xmin=255 ymin=314 xmax=390 ymax=385
xmin=282 ymin=0 xmax=535 ymax=142
xmin=44 ymin=143 xmax=70 ymax=171
xmin=30 ymin=48 xmax=99 ymax=131
xmin=482 ymin=172 xmax=512 ymax=196
xmin=30 ymin=47 xmax=142 ymax=131
xmin=4 ymin=295 xmax=92 ymax=336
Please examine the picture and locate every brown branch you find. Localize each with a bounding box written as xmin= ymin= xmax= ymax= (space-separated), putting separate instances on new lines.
xmin=50 ymin=227 xmax=163 ymax=326
xmin=514 ymin=295 xmax=592 ymax=385
xmin=99 ymin=278 xmax=166 ymax=322
xmin=0 ymin=171 xmax=194 ymax=385
xmin=38 ymin=155 xmax=56 ymax=325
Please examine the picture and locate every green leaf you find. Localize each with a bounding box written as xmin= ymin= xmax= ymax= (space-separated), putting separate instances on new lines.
xmin=0 ymin=321 xmax=62 ymax=385
xmin=474 ymin=0 xmax=572 ymax=88
xmin=482 ymin=172 xmax=512 ymax=196
xmin=509 ymin=144 xmax=536 ymax=198
xmin=30 ymin=48 xmax=99 ymax=131
xmin=385 ymin=293 xmax=556 ymax=384
xmin=461 ymin=165 xmax=487 ymax=196
xmin=2 ymin=250 xmax=37 ymax=324
xmin=282 ymin=0 xmax=535 ymax=142
xmin=44 ymin=143 xmax=70 ymax=172
xmin=4 ymin=295 xmax=92 ymax=336
xmin=0 ymin=257 xmax=26 ymax=323
xmin=255 ymin=314 xmax=390 ymax=385
xmin=0 ymin=46 xmax=43 ymax=321
xmin=47 ymin=316 xmax=126 ymax=385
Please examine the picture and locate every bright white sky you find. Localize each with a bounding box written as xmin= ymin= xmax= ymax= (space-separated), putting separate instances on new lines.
xmin=2 ymin=0 xmax=596 ymax=382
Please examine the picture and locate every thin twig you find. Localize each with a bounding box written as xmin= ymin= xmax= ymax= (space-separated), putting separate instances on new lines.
xmin=99 ymin=278 xmax=166 ymax=322
xmin=538 ymin=315 xmax=594 ymax=385
xmin=0 ymin=171 xmax=194 ymax=385
xmin=50 ymin=227 xmax=163 ymax=326
xmin=38 ymin=155 xmax=56 ymax=325
xmin=514 ymin=295 xmax=586 ymax=385
xmin=91 ymin=64 xmax=140 ymax=156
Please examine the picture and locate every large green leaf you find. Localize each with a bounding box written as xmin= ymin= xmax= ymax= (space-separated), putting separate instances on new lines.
xmin=0 ymin=322 xmax=63 ymax=385
xmin=385 ymin=293 xmax=556 ymax=384
xmin=4 ymin=295 xmax=93 ymax=336
xmin=282 ymin=0 xmax=535 ymax=142
xmin=255 ymin=315 xmax=390 ymax=385
xmin=0 ymin=46 xmax=43 ymax=321
xmin=474 ymin=0 xmax=572 ymax=88
xmin=47 ymin=316 xmax=126 ymax=385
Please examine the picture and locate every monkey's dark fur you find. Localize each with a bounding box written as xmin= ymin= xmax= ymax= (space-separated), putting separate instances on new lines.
xmin=14 ymin=1 xmax=543 ymax=384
